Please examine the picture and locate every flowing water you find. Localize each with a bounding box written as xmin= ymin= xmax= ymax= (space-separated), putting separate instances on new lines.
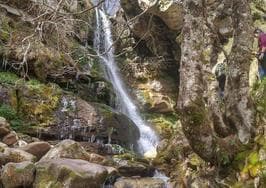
xmin=93 ymin=2 xmax=169 ymax=187
xmin=94 ymin=6 xmax=159 ymax=155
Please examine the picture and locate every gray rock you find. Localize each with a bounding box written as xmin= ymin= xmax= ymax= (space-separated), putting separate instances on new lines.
xmin=113 ymin=158 xmax=154 ymax=177
xmin=34 ymin=158 xmax=108 ymax=188
xmin=40 ymin=139 xmax=91 ymax=162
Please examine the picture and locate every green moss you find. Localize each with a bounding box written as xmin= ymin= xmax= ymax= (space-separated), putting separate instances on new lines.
xmin=114 ymin=152 xmax=149 ymax=164
xmin=19 ymin=82 xmax=61 ymax=126
xmin=145 ymin=113 xmax=179 ymax=138
xmin=0 ymin=104 xmax=22 ymax=129
xmin=0 ymin=72 xmax=19 ymax=85
xmin=252 ymin=79 xmax=266 ymax=116
xmin=0 ymin=16 xmax=12 ymax=42
xmin=95 ymin=103 xmax=114 ymax=118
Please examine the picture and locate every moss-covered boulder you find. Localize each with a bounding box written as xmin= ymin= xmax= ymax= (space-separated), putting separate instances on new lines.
xmin=40 ymin=140 xmax=101 ymax=163
xmin=114 ymin=177 xmax=165 ymax=188
xmin=34 ymin=158 xmax=108 ymax=188
xmin=2 ymin=148 xmax=36 ymax=164
xmin=1 ymin=161 xmax=35 ymax=188
xmin=113 ymin=154 xmax=154 ymax=177
xmin=35 ymin=97 xmax=140 ymax=150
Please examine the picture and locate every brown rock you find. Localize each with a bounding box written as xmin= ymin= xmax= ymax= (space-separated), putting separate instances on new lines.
xmin=0 ymin=117 xmax=11 ymax=137
xmin=20 ymin=141 xmax=51 ymax=160
xmin=2 ymin=131 xmax=18 ymax=146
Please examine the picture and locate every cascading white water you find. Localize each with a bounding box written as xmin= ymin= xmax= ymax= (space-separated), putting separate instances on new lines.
xmin=94 ymin=6 xmax=159 ymax=155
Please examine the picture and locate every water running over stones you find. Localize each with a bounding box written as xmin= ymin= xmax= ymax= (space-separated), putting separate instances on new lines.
xmin=93 ymin=2 xmax=159 ymax=156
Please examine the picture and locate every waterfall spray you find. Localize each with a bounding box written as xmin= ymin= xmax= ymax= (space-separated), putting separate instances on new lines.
xmin=94 ymin=6 xmax=159 ymax=156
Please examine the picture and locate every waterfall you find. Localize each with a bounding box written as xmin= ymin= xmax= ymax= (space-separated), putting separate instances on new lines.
xmin=93 ymin=5 xmax=159 ymax=155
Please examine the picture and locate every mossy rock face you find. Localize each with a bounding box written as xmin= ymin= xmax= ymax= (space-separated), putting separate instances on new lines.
xmin=13 ymin=80 xmax=62 ymax=127
xmin=19 ymin=95 xmax=140 ymax=150
xmin=145 ymin=113 xmax=179 ymax=138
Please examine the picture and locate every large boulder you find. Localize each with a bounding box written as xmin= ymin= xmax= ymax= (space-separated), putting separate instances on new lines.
xmin=36 ymin=98 xmax=140 ymax=150
xmin=34 ymin=158 xmax=108 ymax=188
xmin=113 ymin=157 xmax=154 ymax=177
xmin=3 ymin=148 xmax=36 ymax=164
xmin=40 ymin=140 xmax=91 ymax=161
xmin=1 ymin=161 xmax=35 ymax=188
xmin=2 ymin=131 xmax=18 ymax=146
xmin=114 ymin=177 xmax=165 ymax=188
xmin=40 ymin=140 xmax=108 ymax=165
xmin=19 ymin=141 xmax=51 ymax=160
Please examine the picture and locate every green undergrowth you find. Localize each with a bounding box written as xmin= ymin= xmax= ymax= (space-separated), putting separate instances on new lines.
xmin=0 ymin=71 xmax=20 ymax=85
xmin=0 ymin=71 xmax=62 ymax=128
xmin=252 ymin=78 xmax=266 ymax=115
xmin=145 ymin=112 xmax=179 ymax=138
xmin=0 ymin=104 xmax=23 ymax=129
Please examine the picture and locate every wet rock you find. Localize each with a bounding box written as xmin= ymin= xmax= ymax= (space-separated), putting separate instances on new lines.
xmin=114 ymin=177 xmax=165 ymax=188
xmin=35 ymin=98 xmax=140 ymax=150
xmin=114 ymin=158 xmax=154 ymax=177
xmin=2 ymin=131 xmax=18 ymax=146
xmin=1 ymin=161 xmax=35 ymax=188
xmin=34 ymin=158 xmax=108 ymax=188
xmin=3 ymin=148 xmax=36 ymax=163
xmin=20 ymin=141 xmax=51 ymax=160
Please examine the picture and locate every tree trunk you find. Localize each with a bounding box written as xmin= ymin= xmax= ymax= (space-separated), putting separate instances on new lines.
xmin=177 ymin=0 xmax=254 ymax=165
xmin=224 ymin=0 xmax=255 ymax=144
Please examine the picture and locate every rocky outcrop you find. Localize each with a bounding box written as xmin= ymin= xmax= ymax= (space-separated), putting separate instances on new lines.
xmin=34 ymin=158 xmax=108 ymax=188
xmin=119 ymin=0 xmax=180 ymax=62
xmin=0 ymin=74 xmax=139 ymax=150
xmin=138 ymin=0 xmax=184 ymax=31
